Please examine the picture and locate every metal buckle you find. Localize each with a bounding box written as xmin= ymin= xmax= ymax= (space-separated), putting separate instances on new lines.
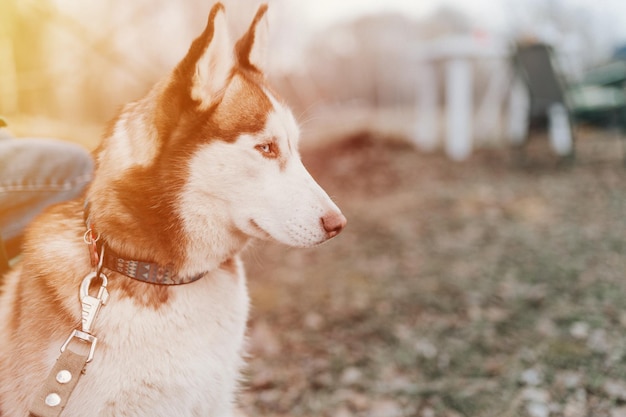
xmin=60 ymin=329 xmax=98 ymax=363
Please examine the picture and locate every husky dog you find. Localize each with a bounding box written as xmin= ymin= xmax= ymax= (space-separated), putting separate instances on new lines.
xmin=0 ymin=3 xmax=345 ymax=416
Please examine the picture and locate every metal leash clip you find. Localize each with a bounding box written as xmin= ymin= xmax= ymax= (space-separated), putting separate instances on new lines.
xmin=60 ymin=245 xmax=109 ymax=364
xmin=60 ymin=272 xmax=109 ymax=363
xmin=79 ymin=271 xmax=109 ymax=334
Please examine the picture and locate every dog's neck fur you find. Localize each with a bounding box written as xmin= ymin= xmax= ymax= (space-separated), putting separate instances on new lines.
xmin=86 ymin=84 xmax=248 ymax=280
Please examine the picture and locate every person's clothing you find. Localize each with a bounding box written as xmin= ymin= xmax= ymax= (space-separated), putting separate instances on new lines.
xmin=0 ymin=135 xmax=94 ymax=254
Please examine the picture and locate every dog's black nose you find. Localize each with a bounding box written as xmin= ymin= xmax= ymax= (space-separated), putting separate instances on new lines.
xmin=321 ymin=212 xmax=347 ymax=238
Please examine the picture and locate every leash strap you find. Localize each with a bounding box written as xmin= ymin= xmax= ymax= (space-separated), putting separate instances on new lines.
xmin=28 ymin=348 xmax=89 ymax=417
xmin=29 ymin=258 xmax=108 ymax=417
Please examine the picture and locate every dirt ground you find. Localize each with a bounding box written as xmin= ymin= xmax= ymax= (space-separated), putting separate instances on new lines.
xmin=239 ymin=129 xmax=626 ymax=417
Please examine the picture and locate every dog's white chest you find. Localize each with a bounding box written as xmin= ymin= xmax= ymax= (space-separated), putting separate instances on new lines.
xmin=63 ymin=269 xmax=249 ymax=417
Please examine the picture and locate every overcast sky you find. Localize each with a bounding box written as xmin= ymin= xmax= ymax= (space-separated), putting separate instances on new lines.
xmin=300 ymin=0 xmax=626 ymax=44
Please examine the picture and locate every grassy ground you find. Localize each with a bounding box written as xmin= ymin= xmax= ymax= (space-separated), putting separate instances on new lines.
xmin=240 ymin=130 xmax=626 ymax=417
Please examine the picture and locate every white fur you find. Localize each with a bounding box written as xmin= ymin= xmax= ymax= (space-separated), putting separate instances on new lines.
xmin=179 ymin=95 xmax=340 ymax=255
xmin=0 ymin=257 xmax=248 ymax=417
xmin=64 ymin=265 xmax=249 ymax=417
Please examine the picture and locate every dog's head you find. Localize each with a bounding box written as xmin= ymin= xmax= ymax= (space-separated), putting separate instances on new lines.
xmin=90 ymin=3 xmax=345 ymax=272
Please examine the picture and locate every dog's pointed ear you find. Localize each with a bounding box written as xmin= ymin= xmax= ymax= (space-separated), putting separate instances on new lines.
xmin=235 ymin=4 xmax=269 ymax=73
xmin=178 ymin=3 xmax=234 ymax=109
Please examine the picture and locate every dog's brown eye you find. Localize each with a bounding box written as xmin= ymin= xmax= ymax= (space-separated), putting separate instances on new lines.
xmin=255 ymin=142 xmax=279 ymax=158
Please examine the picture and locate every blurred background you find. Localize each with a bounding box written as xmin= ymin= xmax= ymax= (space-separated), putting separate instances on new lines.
xmin=3 ymin=0 xmax=626 ymax=150
xmin=3 ymin=1 xmax=626 ymax=416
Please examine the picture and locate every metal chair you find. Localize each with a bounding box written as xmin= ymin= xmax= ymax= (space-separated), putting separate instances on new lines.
xmin=512 ymin=42 xmax=626 ymax=162
xmin=511 ymin=42 xmax=575 ymax=158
